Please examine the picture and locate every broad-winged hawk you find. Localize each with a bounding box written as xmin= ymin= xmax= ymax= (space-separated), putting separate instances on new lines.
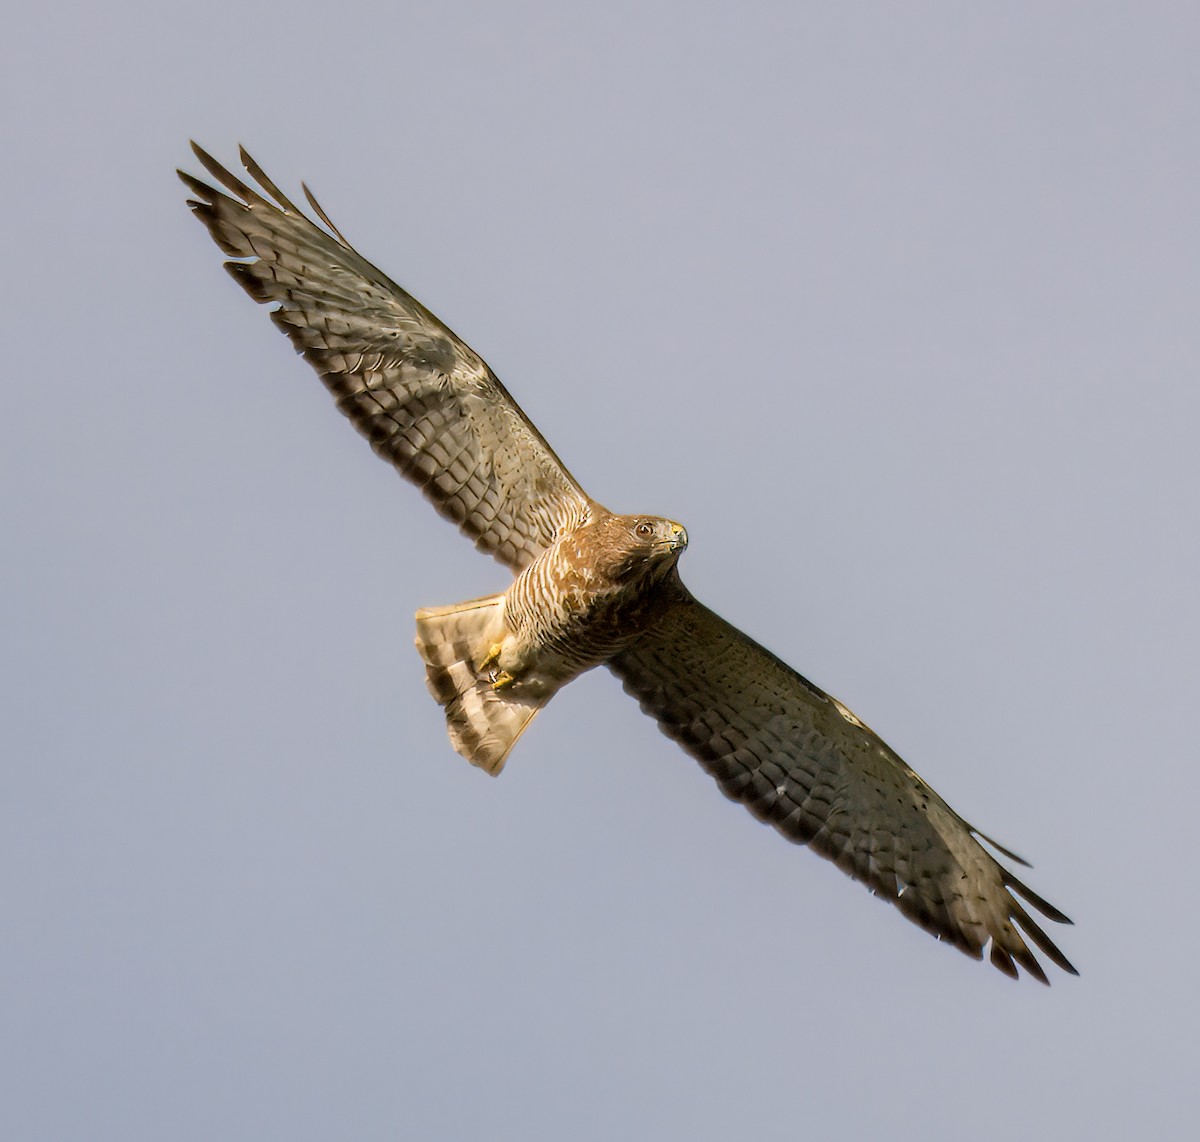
xmin=181 ymin=145 xmax=1076 ymax=983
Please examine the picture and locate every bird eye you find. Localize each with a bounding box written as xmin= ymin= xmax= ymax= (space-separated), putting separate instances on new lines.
xmin=635 ymin=521 xmax=654 ymax=538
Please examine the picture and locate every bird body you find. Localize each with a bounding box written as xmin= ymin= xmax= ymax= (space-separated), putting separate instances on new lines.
xmin=417 ymin=509 xmax=687 ymax=773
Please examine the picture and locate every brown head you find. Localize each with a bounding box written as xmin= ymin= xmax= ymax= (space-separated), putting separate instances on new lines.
xmin=586 ymin=513 xmax=689 ymax=584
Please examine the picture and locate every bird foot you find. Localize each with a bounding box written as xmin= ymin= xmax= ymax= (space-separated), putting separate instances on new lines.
xmin=489 ymin=669 xmax=516 ymax=691
xmin=478 ymin=643 xmax=503 ymax=672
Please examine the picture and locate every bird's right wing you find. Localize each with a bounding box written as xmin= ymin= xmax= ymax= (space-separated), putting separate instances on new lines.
xmin=180 ymin=144 xmax=591 ymax=572
xmin=610 ymin=578 xmax=1077 ymax=982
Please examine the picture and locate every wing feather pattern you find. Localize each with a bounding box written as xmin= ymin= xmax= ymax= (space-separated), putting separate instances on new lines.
xmin=611 ymin=579 xmax=1077 ymax=983
xmin=180 ymin=145 xmax=590 ymax=571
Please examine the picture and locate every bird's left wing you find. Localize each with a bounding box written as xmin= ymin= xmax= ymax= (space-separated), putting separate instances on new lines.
xmin=180 ymin=145 xmax=591 ymax=572
xmin=610 ymin=578 xmax=1077 ymax=982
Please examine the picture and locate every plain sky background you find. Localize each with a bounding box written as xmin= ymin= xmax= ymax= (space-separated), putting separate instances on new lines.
xmin=4 ymin=2 xmax=1198 ymax=1138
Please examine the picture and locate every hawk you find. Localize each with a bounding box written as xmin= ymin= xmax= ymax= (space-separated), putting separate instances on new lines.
xmin=181 ymin=144 xmax=1077 ymax=983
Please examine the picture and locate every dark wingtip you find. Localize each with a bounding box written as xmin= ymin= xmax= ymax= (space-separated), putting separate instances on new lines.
xmin=1008 ymin=896 xmax=1079 ymax=979
xmin=989 ymin=942 xmax=1020 ymax=980
xmin=1004 ymin=869 xmax=1074 ymax=926
xmin=238 ymin=145 xmax=303 ymax=215
xmin=189 ymin=139 xmax=218 ymax=170
xmin=177 ymin=169 xmax=216 ymax=203
xmin=973 ymin=827 xmax=1032 ymax=868
xmin=301 ymin=180 xmax=350 ymax=245
xmin=187 ymin=142 xmax=269 ymax=208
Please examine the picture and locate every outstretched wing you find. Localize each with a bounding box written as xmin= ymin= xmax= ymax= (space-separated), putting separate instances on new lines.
xmin=180 ymin=144 xmax=590 ymax=571
xmin=611 ymin=579 xmax=1077 ymax=983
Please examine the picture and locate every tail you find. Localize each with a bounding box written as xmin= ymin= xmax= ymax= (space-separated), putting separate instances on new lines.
xmin=414 ymin=595 xmax=549 ymax=776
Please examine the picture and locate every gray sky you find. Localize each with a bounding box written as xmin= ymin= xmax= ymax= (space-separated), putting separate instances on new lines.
xmin=4 ymin=2 xmax=1198 ymax=1138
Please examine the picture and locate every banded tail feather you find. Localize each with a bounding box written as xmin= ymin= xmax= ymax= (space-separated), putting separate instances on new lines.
xmin=415 ymin=596 xmax=550 ymax=775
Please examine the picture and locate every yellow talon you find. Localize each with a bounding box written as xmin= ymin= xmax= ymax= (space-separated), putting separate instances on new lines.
xmin=478 ymin=643 xmax=503 ymax=672
xmin=490 ymin=669 xmax=516 ymax=691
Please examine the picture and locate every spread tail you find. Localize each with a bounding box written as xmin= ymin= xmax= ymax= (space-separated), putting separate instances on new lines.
xmin=414 ymin=595 xmax=550 ymax=775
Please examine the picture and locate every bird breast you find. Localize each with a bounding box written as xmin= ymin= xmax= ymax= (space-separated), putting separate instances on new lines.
xmin=501 ymin=527 xmax=668 ymax=676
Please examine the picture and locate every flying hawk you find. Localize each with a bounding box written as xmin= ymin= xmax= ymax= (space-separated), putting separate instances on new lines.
xmin=181 ymin=144 xmax=1077 ymax=983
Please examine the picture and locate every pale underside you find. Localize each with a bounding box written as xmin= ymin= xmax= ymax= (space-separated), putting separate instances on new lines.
xmin=181 ymin=144 xmax=1077 ymax=983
